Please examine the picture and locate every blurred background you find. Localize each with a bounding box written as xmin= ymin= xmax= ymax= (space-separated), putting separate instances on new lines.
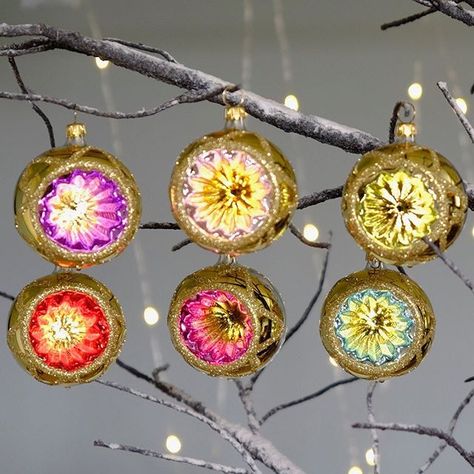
xmin=0 ymin=1 xmax=473 ymax=473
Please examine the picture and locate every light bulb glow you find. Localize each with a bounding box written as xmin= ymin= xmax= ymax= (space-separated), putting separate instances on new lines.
xmin=455 ymin=97 xmax=468 ymax=114
xmin=365 ymin=448 xmax=376 ymax=466
xmin=303 ymin=224 xmax=319 ymax=242
xmin=284 ymin=94 xmax=299 ymax=111
xmin=95 ymin=57 xmax=110 ymax=70
xmin=144 ymin=306 xmax=159 ymax=326
xmin=329 ymin=356 xmax=339 ymax=367
xmin=408 ymin=83 xmax=423 ymax=100
xmin=166 ymin=435 xmax=182 ymax=454
xmin=348 ymin=467 xmax=363 ymax=474
xmin=471 ymin=225 xmax=474 ymax=238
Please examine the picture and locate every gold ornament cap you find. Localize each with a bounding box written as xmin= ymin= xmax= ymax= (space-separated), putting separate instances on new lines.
xmin=342 ymin=115 xmax=467 ymax=265
xmin=168 ymin=263 xmax=286 ymax=377
xmin=169 ymin=127 xmax=298 ymax=255
xmin=320 ymin=268 xmax=435 ymax=380
xmin=14 ymin=122 xmax=142 ymax=268
xmin=7 ymin=272 xmax=126 ymax=386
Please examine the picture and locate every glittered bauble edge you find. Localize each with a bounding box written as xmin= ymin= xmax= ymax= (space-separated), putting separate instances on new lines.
xmin=7 ymin=272 xmax=127 ymax=386
xmin=15 ymin=145 xmax=142 ymax=268
xmin=169 ymin=129 xmax=298 ymax=255
xmin=342 ymin=142 xmax=468 ymax=265
xmin=168 ymin=263 xmax=286 ymax=377
xmin=320 ymin=269 xmax=435 ymax=380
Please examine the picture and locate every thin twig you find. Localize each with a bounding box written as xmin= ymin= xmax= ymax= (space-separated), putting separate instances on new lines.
xmin=423 ymin=0 xmax=474 ymax=26
xmin=139 ymin=222 xmax=180 ymax=230
xmin=172 ymin=238 xmax=192 ymax=252
xmin=381 ymin=7 xmax=437 ymax=30
xmin=353 ymin=421 xmax=474 ymax=467
xmin=422 ymin=238 xmax=474 ymax=294
xmin=94 ymin=440 xmax=248 ymax=474
xmin=104 ymin=38 xmax=178 ymax=62
xmin=437 ymin=81 xmax=474 ymax=142
xmin=0 ymin=291 xmax=15 ymax=301
xmin=396 ymin=265 xmax=407 ymax=275
xmin=367 ymin=382 xmax=380 ymax=474
xmin=417 ymin=388 xmax=474 ymax=473
xmin=297 ymin=186 xmax=343 ymax=210
xmin=289 ymin=224 xmax=331 ymax=249
xmin=234 ymin=380 xmax=260 ymax=433
xmin=8 ymin=57 xmax=56 ymax=147
xmin=388 ymin=101 xmax=406 ymax=144
xmin=95 ymin=379 xmax=262 ymax=474
xmin=260 ymin=377 xmax=359 ymax=424
xmin=0 ymin=86 xmax=226 ymax=120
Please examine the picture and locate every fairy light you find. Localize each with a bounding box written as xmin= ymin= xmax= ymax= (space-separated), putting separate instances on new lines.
xmin=455 ymin=97 xmax=468 ymax=114
xmin=165 ymin=435 xmax=182 ymax=454
xmin=95 ymin=57 xmax=110 ymax=70
xmin=407 ymin=82 xmax=423 ymax=100
xmin=144 ymin=306 xmax=159 ymax=326
xmin=471 ymin=225 xmax=474 ymax=238
xmin=303 ymin=223 xmax=319 ymax=242
xmin=329 ymin=356 xmax=339 ymax=367
xmin=365 ymin=448 xmax=375 ymax=466
xmin=284 ymin=94 xmax=299 ymax=111
xmin=348 ymin=466 xmax=363 ymax=474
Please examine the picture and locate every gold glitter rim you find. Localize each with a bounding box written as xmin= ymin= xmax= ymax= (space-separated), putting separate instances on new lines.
xmin=7 ymin=272 xmax=127 ymax=386
xmin=169 ymin=129 xmax=298 ymax=255
xmin=320 ymin=269 xmax=435 ymax=380
xmin=167 ymin=263 xmax=286 ymax=377
xmin=15 ymin=145 xmax=142 ymax=269
xmin=342 ymin=142 xmax=468 ymax=265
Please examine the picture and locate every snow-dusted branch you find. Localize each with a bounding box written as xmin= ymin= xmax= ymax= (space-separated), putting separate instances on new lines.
xmin=353 ymin=421 xmax=474 ymax=467
xmin=417 ymin=388 xmax=474 ymax=473
xmin=94 ymin=440 xmax=248 ymax=474
xmin=418 ymin=0 xmax=474 ymax=25
xmin=437 ymin=82 xmax=474 ymax=143
xmin=0 ymin=23 xmax=382 ymax=154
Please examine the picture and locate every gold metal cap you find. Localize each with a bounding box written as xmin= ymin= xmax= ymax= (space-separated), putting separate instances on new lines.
xmin=66 ymin=122 xmax=87 ymax=146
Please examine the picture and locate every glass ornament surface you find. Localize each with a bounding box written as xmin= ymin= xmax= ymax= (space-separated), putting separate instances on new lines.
xmin=168 ymin=263 xmax=286 ymax=377
xmin=169 ymin=129 xmax=298 ymax=255
xmin=7 ymin=272 xmax=126 ymax=385
xmin=342 ymin=142 xmax=467 ymax=265
xmin=320 ymin=268 xmax=435 ymax=380
xmin=14 ymin=123 xmax=141 ymax=268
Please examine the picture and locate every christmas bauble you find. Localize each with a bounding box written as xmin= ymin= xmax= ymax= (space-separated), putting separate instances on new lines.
xmin=168 ymin=263 xmax=285 ymax=377
xmin=15 ymin=122 xmax=142 ymax=268
xmin=169 ymin=126 xmax=298 ymax=255
xmin=7 ymin=272 xmax=126 ymax=385
xmin=342 ymin=142 xmax=467 ymax=265
xmin=320 ymin=268 xmax=435 ymax=380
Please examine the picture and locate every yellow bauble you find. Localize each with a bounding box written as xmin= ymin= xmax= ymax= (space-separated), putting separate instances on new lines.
xmin=169 ymin=116 xmax=298 ymax=255
xmin=320 ymin=268 xmax=435 ymax=380
xmin=15 ymin=122 xmax=142 ymax=269
xmin=342 ymin=142 xmax=467 ymax=265
xmin=8 ymin=272 xmax=126 ymax=386
xmin=168 ymin=263 xmax=285 ymax=377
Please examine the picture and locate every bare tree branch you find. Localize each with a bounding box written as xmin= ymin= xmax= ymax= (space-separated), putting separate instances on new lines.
xmin=297 ymin=186 xmax=343 ymax=210
xmin=437 ymin=81 xmax=474 ymax=142
xmin=103 ymin=38 xmax=178 ymax=62
xmin=422 ymin=238 xmax=474 ymax=294
xmin=417 ymin=388 xmax=474 ymax=473
xmin=0 ymin=291 xmax=15 ymax=301
xmin=172 ymin=238 xmax=192 ymax=252
xmin=94 ymin=440 xmax=248 ymax=473
xmin=423 ymin=0 xmax=474 ymax=25
xmin=260 ymin=377 xmax=359 ymax=424
xmin=0 ymin=23 xmax=383 ymax=154
xmin=353 ymin=421 xmax=474 ymax=467
xmin=8 ymin=57 xmax=55 ymax=147
xmin=234 ymin=380 xmax=260 ymax=433
xmin=367 ymin=382 xmax=380 ymax=474
xmin=95 ymin=379 xmax=262 ymax=474
xmin=289 ymin=224 xmax=331 ymax=249
xmin=381 ymin=7 xmax=437 ymax=30
xmin=139 ymin=222 xmax=180 ymax=230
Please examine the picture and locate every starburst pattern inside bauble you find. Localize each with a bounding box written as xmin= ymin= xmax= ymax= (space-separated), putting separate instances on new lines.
xmin=335 ymin=289 xmax=413 ymax=365
xmin=183 ymin=149 xmax=273 ymax=240
xmin=359 ymin=170 xmax=437 ymax=248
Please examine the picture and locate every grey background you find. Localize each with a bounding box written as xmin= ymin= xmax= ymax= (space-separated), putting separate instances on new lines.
xmin=0 ymin=1 xmax=473 ymax=473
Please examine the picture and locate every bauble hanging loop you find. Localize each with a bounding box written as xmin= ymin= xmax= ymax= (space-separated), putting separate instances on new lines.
xmin=15 ymin=121 xmax=142 ymax=269
xmin=7 ymin=272 xmax=126 ymax=386
xmin=320 ymin=268 xmax=435 ymax=380
xmin=168 ymin=263 xmax=285 ymax=377
xmin=169 ymin=107 xmax=298 ymax=255
xmin=342 ymin=104 xmax=467 ymax=265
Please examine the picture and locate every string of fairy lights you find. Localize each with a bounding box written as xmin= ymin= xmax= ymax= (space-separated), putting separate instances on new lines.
xmin=87 ymin=3 xmax=472 ymax=472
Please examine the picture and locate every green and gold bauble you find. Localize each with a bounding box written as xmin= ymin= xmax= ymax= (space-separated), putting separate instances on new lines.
xmin=320 ymin=267 xmax=435 ymax=380
xmin=342 ymin=103 xmax=467 ymax=266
